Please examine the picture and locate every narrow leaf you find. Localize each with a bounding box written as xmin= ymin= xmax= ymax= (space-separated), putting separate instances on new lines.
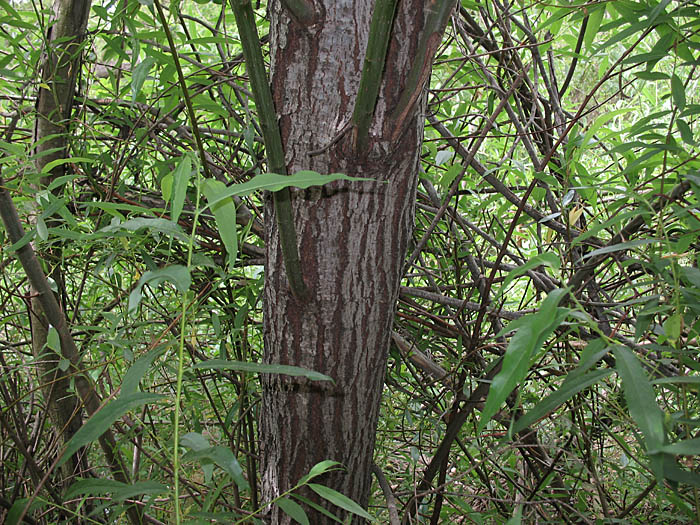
xmin=45 ymin=325 xmax=60 ymax=352
xmin=277 ymin=497 xmax=310 ymax=525
xmin=65 ymin=479 xmax=167 ymax=501
xmin=131 ymin=56 xmax=155 ymax=101
xmin=501 ymin=252 xmax=560 ymax=291
xmin=194 ymin=359 xmax=333 ymax=382
xmin=299 ymin=460 xmax=343 ymax=485
xmin=581 ymin=238 xmax=660 ymax=260
xmin=671 ymin=73 xmax=686 ymax=110
xmin=59 ymin=392 xmax=165 ymax=468
xmin=171 ymin=154 xmax=192 ymax=223
xmin=128 ymin=265 xmax=191 ymax=313
xmin=203 ymin=171 xmax=373 ymax=208
xmin=183 ymin=446 xmax=249 ymax=490
xmin=308 ymin=484 xmax=374 ymax=521
xmin=512 ymin=369 xmax=612 ymax=434
xmin=613 ymin=346 xmax=666 ymax=451
xmin=583 ymin=5 xmax=605 ymax=50
xmin=121 ymin=346 xmax=167 ymax=395
xmin=100 ymin=217 xmax=188 ymax=242
xmin=479 ymin=289 xmax=569 ymax=433
xmin=202 ymin=179 xmax=238 ymax=269
xmin=657 ymin=437 xmax=700 ymax=456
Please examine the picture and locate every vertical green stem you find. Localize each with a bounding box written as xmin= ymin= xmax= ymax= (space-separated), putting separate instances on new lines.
xmin=231 ymin=0 xmax=309 ymax=300
xmin=350 ymin=0 xmax=398 ymax=153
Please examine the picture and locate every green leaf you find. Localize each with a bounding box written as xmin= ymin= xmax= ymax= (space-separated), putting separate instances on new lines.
xmin=291 ymin=495 xmax=342 ymax=523
xmin=58 ymin=392 xmax=165 ymax=468
xmin=582 ymin=108 xmax=633 ymax=149
xmin=193 ymin=359 xmax=333 ymax=382
xmin=170 ymin=154 xmax=192 ymax=223
xmin=676 ymin=119 xmax=695 ymax=145
xmin=613 ymin=346 xmax=666 ymax=451
xmin=439 ymin=163 xmax=463 ymax=190
xmin=131 ymin=56 xmax=155 ymax=101
xmin=501 ymin=252 xmax=560 ymax=291
xmin=653 ymin=375 xmax=700 ymax=385
xmin=203 ymin=171 xmax=373 ymax=209
xmin=202 ymin=179 xmax=238 ymax=269
xmin=161 ymin=173 xmax=173 ymax=202
xmin=671 ymin=73 xmax=686 ymax=111
xmin=277 ymin=497 xmax=309 ymax=525
xmin=101 ymin=217 xmax=188 ymax=242
xmin=6 ymin=498 xmax=45 ymax=525
xmin=121 ymin=346 xmax=167 ymax=395
xmin=572 ymin=210 xmax=650 ymax=246
xmin=656 ymin=437 xmax=700 ymax=456
xmin=7 ymin=230 xmax=35 ymax=253
xmin=181 ymin=431 xmax=210 ymax=451
xmin=298 ymin=460 xmax=342 ymax=485
xmin=40 ymin=156 xmax=96 ymax=175
xmin=308 ymin=484 xmax=375 ymax=521
xmin=183 ymin=446 xmax=249 ymax=490
xmin=65 ymin=479 xmax=167 ymax=502
xmin=583 ymin=5 xmax=605 ymax=51
xmin=128 ymin=265 xmax=191 ymax=313
xmin=478 ymin=288 xmax=569 ymax=433
xmin=581 ymin=238 xmax=660 ymax=260
xmin=36 ymin=215 xmax=48 ymax=240
xmin=45 ymin=325 xmax=61 ymax=352
xmin=664 ymin=313 xmax=682 ymax=341
xmin=512 ymin=369 xmax=612 ymax=434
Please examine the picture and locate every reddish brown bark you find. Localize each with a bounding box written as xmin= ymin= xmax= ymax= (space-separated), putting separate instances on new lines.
xmin=260 ymin=1 xmax=438 ymax=521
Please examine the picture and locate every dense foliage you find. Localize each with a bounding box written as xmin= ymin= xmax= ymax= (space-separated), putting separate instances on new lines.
xmin=1 ymin=0 xmax=699 ymax=522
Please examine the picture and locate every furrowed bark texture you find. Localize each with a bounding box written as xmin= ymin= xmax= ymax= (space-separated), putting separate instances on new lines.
xmin=261 ymin=1 xmax=431 ymax=521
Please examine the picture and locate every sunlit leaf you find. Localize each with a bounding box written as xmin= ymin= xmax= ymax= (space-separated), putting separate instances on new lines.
xmin=202 ymin=179 xmax=238 ymax=269
xmin=171 ymin=154 xmax=192 ymax=223
xmin=131 ymin=56 xmax=155 ymax=101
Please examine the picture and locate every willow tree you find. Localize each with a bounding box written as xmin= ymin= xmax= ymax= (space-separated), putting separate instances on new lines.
xmin=248 ymin=0 xmax=457 ymax=520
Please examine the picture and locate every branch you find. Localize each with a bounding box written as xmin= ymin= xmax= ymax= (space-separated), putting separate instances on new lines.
xmin=232 ymin=0 xmax=309 ymax=300
xmin=350 ymin=0 xmax=398 ymax=152
xmin=0 ymin=176 xmax=142 ymax=524
xmin=390 ymin=0 xmax=457 ymax=142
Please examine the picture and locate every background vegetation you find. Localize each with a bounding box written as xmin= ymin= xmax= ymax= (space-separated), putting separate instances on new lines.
xmin=1 ymin=0 xmax=699 ymax=522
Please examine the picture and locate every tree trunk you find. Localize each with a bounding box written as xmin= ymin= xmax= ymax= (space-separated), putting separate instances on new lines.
xmin=261 ymin=1 xmax=439 ymax=521
xmin=31 ymin=0 xmax=92 ymax=483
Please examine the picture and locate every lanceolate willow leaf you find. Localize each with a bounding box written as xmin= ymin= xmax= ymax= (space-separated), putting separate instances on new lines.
xmin=478 ymin=288 xmax=570 ymax=434
xmin=202 ymin=171 xmax=374 ymax=209
xmin=202 ymin=179 xmax=238 ymax=269
xmin=194 ymin=359 xmax=333 ymax=382
xmin=58 ymin=393 xmax=166 ymax=468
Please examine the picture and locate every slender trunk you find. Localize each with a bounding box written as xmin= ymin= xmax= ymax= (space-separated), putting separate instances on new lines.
xmin=261 ymin=1 xmax=434 ymax=521
xmin=31 ymin=0 xmax=92 ymax=483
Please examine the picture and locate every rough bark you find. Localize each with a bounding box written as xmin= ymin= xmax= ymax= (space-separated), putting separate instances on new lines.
xmin=30 ymin=0 xmax=92 ymax=483
xmin=260 ymin=1 xmax=438 ymax=521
